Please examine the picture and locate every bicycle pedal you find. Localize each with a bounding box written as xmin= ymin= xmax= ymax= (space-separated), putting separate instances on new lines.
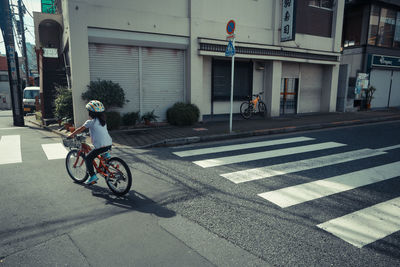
xmin=85 ymin=181 xmax=97 ymax=186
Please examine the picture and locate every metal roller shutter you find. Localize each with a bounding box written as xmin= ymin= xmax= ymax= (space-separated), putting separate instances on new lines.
xmin=298 ymin=64 xmax=323 ymax=113
xmin=370 ymin=69 xmax=391 ymax=108
xmin=142 ymin=47 xmax=184 ymax=120
xmin=88 ymin=43 xmax=140 ymax=114
xmin=389 ymin=71 xmax=400 ymax=107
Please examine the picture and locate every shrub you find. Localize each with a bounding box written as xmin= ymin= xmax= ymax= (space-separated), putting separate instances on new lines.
xmin=105 ymin=111 xmax=121 ymax=130
xmin=54 ymin=86 xmax=74 ymax=123
xmin=122 ymin=111 xmax=139 ymax=126
xmin=82 ymin=80 xmax=126 ymax=110
xmin=167 ymin=102 xmax=200 ymax=126
xmin=141 ymin=110 xmax=158 ymax=123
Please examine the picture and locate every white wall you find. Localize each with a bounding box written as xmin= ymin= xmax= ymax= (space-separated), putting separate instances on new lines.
xmin=62 ymin=0 xmax=344 ymax=124
xmin=65 ymin=0 xmax=190 ymax=125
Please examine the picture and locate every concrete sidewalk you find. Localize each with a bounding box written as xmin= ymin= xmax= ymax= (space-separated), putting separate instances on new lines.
xmin=27 ymin=108 xmax=400 ymax=148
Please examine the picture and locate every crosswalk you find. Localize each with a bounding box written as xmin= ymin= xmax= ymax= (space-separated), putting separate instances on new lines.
xmin=172 ymin=136 xmax=400 ymax=248
xmin=0 ymin=135 xmax=68 ymax=165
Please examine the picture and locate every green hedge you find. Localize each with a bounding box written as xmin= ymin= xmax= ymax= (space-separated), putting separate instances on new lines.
xmin=82 ymin=80 xmax=126 ymax=110
xmin=54 ymin=86 xmax=73 ymax=123
xmin=122 ymin=111 xmax=139 ymax=126
xmin=167 ymin=102 xmax=200 ymax=126
xmin=105 ymin=111 xmax=121 ymax=130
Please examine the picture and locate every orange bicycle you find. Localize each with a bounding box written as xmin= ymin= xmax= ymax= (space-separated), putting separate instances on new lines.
xmin=240 ymin=91 xmax=267 ymax=119
xmin=63 ymin=134 xmax=132 ymax=196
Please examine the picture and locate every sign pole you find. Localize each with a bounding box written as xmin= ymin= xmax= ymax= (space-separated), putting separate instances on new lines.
xmin=0 ymin=0 xmax=24 ymax=126
xmin=229 ymin=39 xmax=235 ymax=133
xmin=226 ymin=19 xmax=236 ymax=134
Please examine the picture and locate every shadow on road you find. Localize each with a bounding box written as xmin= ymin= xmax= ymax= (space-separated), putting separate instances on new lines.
xmin=82 ymin=183 xmax=176 ymax=219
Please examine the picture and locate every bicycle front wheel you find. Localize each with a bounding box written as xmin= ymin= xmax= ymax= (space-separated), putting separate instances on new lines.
xmin=66 ymin=149 xmax=88 ymax=183
xmin=240 ymin=102 xmax=253 ymax=119
xmin=104 ymin=157 xmax=132 ymax=196
xmin=258 ymin=101 xmax=267 ymax=117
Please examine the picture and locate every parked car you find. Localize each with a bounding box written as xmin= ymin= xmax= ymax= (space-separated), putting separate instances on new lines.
xmin=23 ymin=86 xmax=40 ymax=115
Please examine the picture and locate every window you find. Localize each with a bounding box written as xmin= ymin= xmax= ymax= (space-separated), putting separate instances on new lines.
xmin=368 ymin=5 xmax=380 ymax=45
xmin=343 ymin=8 xmax=363 ymax=47
xmin=309 ymin=0 xmax=333 ymax=9
xmin=0 ymin=75 xmax=9 ymax=82
xmin=212 ymin=59 xmax=253 ymax=101
xmin=377 ymin=8 xmax=397 ymax=47
xmin=393 ymin=12 xmax=400 ymax=48
xmin=368 ymin=5 xmax=400 ymax=48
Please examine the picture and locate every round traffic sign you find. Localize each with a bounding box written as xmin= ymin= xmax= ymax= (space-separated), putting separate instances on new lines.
xmin=226 ymin=20 xmax=236 ymax=35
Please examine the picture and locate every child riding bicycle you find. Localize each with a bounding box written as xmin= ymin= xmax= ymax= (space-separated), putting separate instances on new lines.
xmin=67 ymin=100 xmax=112 ymax=185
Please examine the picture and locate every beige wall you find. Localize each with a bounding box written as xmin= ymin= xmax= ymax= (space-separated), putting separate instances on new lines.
xmin=60 ymin=0 xmax=344 ymax=124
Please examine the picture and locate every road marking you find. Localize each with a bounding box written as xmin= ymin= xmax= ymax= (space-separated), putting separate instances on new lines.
xmin=193 ymin=142 xmax=346 ymax=168
xmin=258 ymin=161 xmax=400 ymax=208
xmin=317 ymin=197 xmax=400 ymax=248
xmin=173 ymin=136 xmax=314 ymax=157
xmin=377 ymin=144 xmax=400 ymax=152
xmin=0 ymin=135 xmax=22 ymax=164
xmin=221 ymin=148 xmax=386 ymax=184
xmin=0 ymin=127 xmax=17 ymax=130
xmin=42 ymin=143 xmax=68 ymax=160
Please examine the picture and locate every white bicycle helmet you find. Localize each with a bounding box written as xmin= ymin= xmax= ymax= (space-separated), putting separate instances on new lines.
xmin=86 ymin=100 xmax=105 ymax=112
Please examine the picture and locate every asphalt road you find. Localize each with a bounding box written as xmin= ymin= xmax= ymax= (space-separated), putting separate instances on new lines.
xmin=1 ymin=109 xmax=400 ymax=266
xmin=143 ymin=120 xmax=400 ymax=266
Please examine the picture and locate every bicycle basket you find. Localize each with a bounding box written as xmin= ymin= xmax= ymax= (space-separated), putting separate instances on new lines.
xmin=62 ymin=138 xmax=80 ymax=149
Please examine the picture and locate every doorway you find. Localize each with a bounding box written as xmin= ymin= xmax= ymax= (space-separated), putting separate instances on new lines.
xmin=280 ymin=78 xmax=299 ymax=115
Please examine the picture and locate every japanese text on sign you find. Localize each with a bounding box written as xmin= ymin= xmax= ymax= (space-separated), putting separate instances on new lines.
xmin=281 ymin=0 xmax=296 ymax=42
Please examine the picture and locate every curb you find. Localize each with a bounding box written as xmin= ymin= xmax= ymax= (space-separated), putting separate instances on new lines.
xmin=26 ymin=115 xmax=400 ymax=149
xmin=25 ymin=119 xmax=69 ymax=137
xmin=139 ymin=115 xmax=400 ymax=148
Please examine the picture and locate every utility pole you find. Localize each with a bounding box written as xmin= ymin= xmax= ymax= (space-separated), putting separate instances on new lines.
xmin=18 ymin=0 xmax=29 ymax=84
xmin=0 ymin=0 xmax=25 ymax=126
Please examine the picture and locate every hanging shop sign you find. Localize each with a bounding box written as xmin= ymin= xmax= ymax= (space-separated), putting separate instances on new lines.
xmin=43 ymin=48 xmax=58 ymax=58
xmin=281 ymin=0 xmax=296 ymax=42
xmin=370 ymin=54 xmax=400 ymax=69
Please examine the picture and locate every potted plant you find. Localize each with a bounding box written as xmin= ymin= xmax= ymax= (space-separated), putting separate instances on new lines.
xmin=366 ymin=85 xmax=376 ymax=109
xmin=141 ymin=110 xmax=158 ymax=125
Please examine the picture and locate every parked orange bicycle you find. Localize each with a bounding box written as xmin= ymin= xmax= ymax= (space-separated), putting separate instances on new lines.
xmin=63 ymin=134 xmax=132 ymax=196
xmin=240 ymin=91 xmax=267 ymax=119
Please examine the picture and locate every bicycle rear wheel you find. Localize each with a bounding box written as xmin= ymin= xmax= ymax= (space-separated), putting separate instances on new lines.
xmin=240 ymin=102 xmax=253 ymax=119
xmin=104 ymin=157 xmax=132 ymax=196
xmin=66 ymin=149 xmax=88 ymax=183
xmin=258 ymin=101 xmax=267 ymax=117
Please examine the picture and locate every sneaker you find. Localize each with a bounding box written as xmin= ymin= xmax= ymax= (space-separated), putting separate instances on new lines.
xmin=85 ymin=174 xmax=98 ymax=185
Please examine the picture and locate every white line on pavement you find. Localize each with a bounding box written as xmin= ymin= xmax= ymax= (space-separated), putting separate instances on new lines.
xmin=317 ymin=196 xmax=400 ymax=248
xmin=193 ymin=142 xmax=346 ymax=168
xmin=173 ymin=136 xmax=315 ymax=157
xmin=258 ymin=161 xmax=400 ymax=208
xmin=0 ymin=135 xmax=22 ymax=164
xmin=42 ymin=143 xmax=68 ymax=160
xmin=221 ymin=148 xmax=386 ymax=184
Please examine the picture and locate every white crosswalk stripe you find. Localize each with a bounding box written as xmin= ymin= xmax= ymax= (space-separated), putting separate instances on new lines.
xmin=0 ymin=135 xmax=22 ymax=165
xmin=317 ymin=197 xmax=400 ymax=248
xmin=193 ymin=142 xmax=346 ymax=168
xmin=0 ymin=134 xmax=68 ymax=164
xmin=172 ymin=136 xmax=400 ymax=248
xmin=258 ymin=161 xmax=400 ymax=208
xmin=221 ymin=148 xmax=386 ymax=184
xmin=42 ymin=143 xmax=69 ymax=160
xmin=173 ymin=136 xmax=314 ymax=157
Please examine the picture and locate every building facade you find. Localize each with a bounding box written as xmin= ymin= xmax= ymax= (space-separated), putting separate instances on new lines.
xmin=0 ymin=56 xmax=11 ymax=109
xmin=35 ymin=0 xmax=345 ymax=126
xmin=342 ymin=0 xmax=400 ymax=109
